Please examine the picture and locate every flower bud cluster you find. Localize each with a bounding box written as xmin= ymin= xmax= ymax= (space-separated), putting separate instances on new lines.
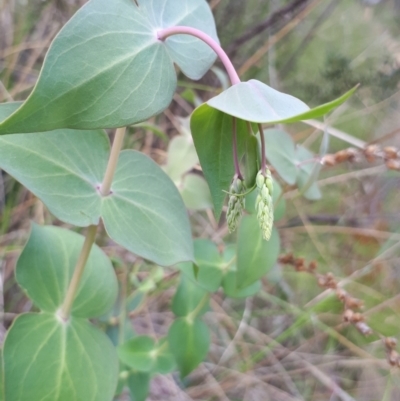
xmin=255 ymin=169 xmax=274 ymax=241
xmin=226 ymin=175 xmax=246 ymax=233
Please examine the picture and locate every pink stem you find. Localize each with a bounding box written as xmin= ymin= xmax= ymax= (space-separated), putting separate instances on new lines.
xmin=157 ymin=26 xmax=241 ymax=86
xmin=258 ymin=124 xmax=266 ymax=175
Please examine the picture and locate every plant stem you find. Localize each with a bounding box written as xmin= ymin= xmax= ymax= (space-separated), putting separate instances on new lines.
xmin=232 ymin=117 xmax=242 ymax=179
xmin=258 ymin=123 xmax=266 ymax=175
xmin=157 ymin=26 xmax=241 ymax=86
xmin=60 ymin=127 xmax=127 ymax=321
xmin=187 ymin=293 xmax=210 ymax=324
xmin=59 ymin=225 xmax=98 ymax=321
xmin=100 ymin=127 xmax=126 ymax=196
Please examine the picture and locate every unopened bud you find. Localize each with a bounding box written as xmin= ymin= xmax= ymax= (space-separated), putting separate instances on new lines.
xmin=255 ymin=169 xmax=274 ymax=241
xmin=226 ymin=176 xmax=246 ymax=233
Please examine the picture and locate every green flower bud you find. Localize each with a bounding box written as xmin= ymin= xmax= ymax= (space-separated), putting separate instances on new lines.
xmin=255 ymin=169 xmax=274 ymax=240
xmin=226 ymin=175 xmax=246 ymax=233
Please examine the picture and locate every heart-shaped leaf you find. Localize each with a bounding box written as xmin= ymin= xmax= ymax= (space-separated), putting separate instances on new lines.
xmin=0 ymin=0 xmax=218 ymax=134
xmin=190 ymin=104 xmax=249 ymax=219
xmin=207 ymin=80 xmax=357 ymax=124
xmin=237 ymin=215 xmax=280 ymax=288
xmin=168 ymin=318 xmax=210 ymax=377
xmin=118 ymin=336 xmax=175 ymax=374
xmin=16 ymin=224 xmax=118 ymax=318
xmin=3 ymin=313 xmax=118 ymax=401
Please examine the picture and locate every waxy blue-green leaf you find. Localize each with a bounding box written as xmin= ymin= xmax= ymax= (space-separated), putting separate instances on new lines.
xmin=190 ymin=104 xmax=249 ymax=219
xmin=237 ymin=215 xmax=280 ymax=288
xmin=0 ymin=0 xmax=218 ymax=134
xmin=0 ymin=102 xmax=109 ymax=227
xmin=16 ymin=224 xmax=117 ymax=318
xmin=263 ymin=129 xmax=297 ymax=185
xmin=118 ymin=336 xmax=175 ymax=374
xmin=168 ymin=318 xmax=210 ymax=377
xmin=3 ymin=313 xmax=118 ymax=401
xmin=207 ymin=80 xmax=357 ymax=124
xmin=102 ymin=151 xmax=194 ymax=266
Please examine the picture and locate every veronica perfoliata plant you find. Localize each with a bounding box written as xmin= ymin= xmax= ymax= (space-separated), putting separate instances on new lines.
xmin=0 ymin=0 xmax=356 ymax=400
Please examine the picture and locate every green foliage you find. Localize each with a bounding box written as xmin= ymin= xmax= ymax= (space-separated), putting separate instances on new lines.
xmin=168 ymin=318 xmax=210 ymax=378
xmin=118 ymin=336 xmax=175 ymax=374
xmin=4 ymin=313 xmax=118 ymax=401
xmin=0 ymin=0 xmax=218 ymax=134
xmin=237 ymin=216 xmax=280 ymax=288
xmin=0 ymin=0 xmax=360 ymax=398
xmin=191 ymin=104 xmax=250 ymax=219
xmin=17 ymin=224 xmax=117 ymax=318
xmin=207 ymin=80 xmax=357 ymax=124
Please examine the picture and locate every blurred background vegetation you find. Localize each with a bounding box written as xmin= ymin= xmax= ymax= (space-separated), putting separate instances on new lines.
xmin=1 ymin=0 xmax=400 ymax=400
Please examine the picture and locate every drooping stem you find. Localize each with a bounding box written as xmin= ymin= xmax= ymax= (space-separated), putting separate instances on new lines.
xmin=157 ymin=26 xmax=241 ymax=86
xmin=100 ymin=127 xmax=126 ymax=196
xmin=59 ymin=225 xmax=98 ymax=321
xmin=258 ymin=123 xmax=266 ymax=175
xmin=232 ymin=117 xmax=242 ymax=179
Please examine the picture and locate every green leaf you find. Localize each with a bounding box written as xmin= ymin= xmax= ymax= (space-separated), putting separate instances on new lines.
xmin=16 ymin=224 xmax=117 ymax=318
xmin=180 ymin=174 xmax=213 ymax=210
xmin=0 ymin=103 xmax=109 ymax=227
xmin=3 ymin=313 xmax=118 ymax=401
xmin=222 ymin=272 xmax=261 ymax=298
xmin=0 ymin=107 xmax=194 ymax=266
xmin=127 ymin=371 xmax=151 ymax=401
xmin=118 ymin=336 xmax=175 ymax=374
xmin=295 ymin=146 xmax=321 ymax=200
xmin=190 ymin=104 xmax=249 ymax=219
xmin=177 ymin=239 xmax=224 ymax=293
xmin=222 ymin=245 xmax=261 ymax=298
xmin=164 ymin=135 xmax=199 ymax=182
xmin=168 ymin=318 xmax=210 ymax=377
xmin=0 ymin=0 xmax=218 ymax=134
xmin=171 ymin=274 xmax=208 ymax=317
xmin=263 ymin=129 xmax=297 ymax=185
xmin=102 ymin=150 xmax=194 ymax=266
xmin=207 ymin=81 xmax=357 ymax=124
xmin=237 ymin=215 xmax=280 ymax=288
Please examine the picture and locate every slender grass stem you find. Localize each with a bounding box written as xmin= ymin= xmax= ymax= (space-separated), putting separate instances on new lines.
xmin=157 ymin=26 xmax=241 ymax=86
xmin=59 ymin=225 xmax=98 ymax=321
